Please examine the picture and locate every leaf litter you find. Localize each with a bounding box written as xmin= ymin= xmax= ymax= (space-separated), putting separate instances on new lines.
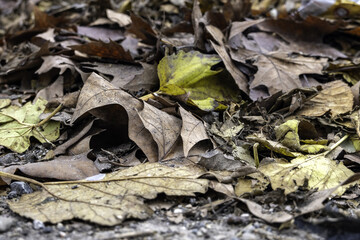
xmin=2 ymin=0 xmax=360 ymax=239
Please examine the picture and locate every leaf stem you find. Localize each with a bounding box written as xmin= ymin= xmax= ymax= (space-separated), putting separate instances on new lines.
xmin=35 ymin=104 xmax=63 ymax=127
xmin=325 ymin=134 xmax=349 ymax=157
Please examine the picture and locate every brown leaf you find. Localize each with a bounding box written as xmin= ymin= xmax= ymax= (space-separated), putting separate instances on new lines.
xmin=106 ymin=9 xmax=132 ymax=27
xmin=127 ymin=13 xmax=157 ymax=45
xmin=192 ymin=0 xmax=206 ymax=51
xmin=70 ymin=41 xmax=133 ymax=62
xmin=229 ymin=19 xmax=265 ymax=40
xmin=53 ymin=120 xmax=95 ymax=156
xmin=34 ymin=76 xmax=64 ymax=102
xmin=2 ymin=154 xmax=99 ymax=184
xmin=71 ymin=73 xmax=158 ymax=162
xmin=81 ymin=62 xmax=143 ymax=88
xmin=77 ymin=26 xmax=124 ymax=42
xmin=237 ymin=52 xmax=326 ymax=100
xmin=137 ymin=103 xmax=182 ymax=161
xmin=238 ymin=197 xmax=293 ymax=223
xmin=257 ymin=17 xmax=346 ymax=59
xmin=179 ymin=106 xmax=210 ymax=157
xmin=297 ymin=80 xmax=354 ymax=118
xmin=206 ymin=25 xmax=249 ymax=95
xmin=34 ymin=7 xmax=63 ymax=29
xmin=7 ymin=163 xmax=209 ymax=226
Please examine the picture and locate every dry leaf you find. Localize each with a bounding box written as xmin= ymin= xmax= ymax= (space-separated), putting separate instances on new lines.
xmin=137 ymin=103 xmax=182 ymax=161
xmin=106 ymin=9 xmax=131 ymax=27
xmin=179 ymin=106 xmax=210 ymax=157
xmin=70 ymin=41 xmax=133 ymax=62
xmin=249 ymin=53 xmax=326 ymax=99
xmin=127 ymin=13 xmax=157 ymax=45
xmin=296 ymin=80 xmax=353 ymax=118
xmin=71 ymin=73 xmax=158 ymax=162
xmin=8 ymin=163 xmax=209 ymax=226
xmin=206 ymin=25 xmax=248 ymax=95
xmin=259 ymin=155 xmax=355 ymax=195
xmin=2 ymin=154 xmax=99 ymax=184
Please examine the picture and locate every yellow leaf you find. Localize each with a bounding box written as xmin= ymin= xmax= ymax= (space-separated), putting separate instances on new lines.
xmin=156 ymin=50 xmax=241 ymax=111
xmin=275 ymin=119 xmax=328 ymax=154
xmin=259 ymin=155 xmax=355 ymax=195
xmin=0 ymin=99 xmax=60 ymax=153
xmin=7 ymin=163 xmax=209 ymax=226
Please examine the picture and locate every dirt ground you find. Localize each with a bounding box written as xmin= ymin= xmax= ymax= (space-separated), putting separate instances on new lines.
xmin=1 ymin=193 xmax=360 ymax=240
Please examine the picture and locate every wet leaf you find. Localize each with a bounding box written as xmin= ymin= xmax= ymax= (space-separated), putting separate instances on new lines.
xmin=0 ymin=99 xmax=60 ymax=153
xmin=8 ymin=163 xmax=209 ymax=226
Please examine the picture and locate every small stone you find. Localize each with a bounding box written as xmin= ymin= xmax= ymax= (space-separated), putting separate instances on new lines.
xmin=56 ymin=223 xmax=65 ymax=231
xmin=42 ymin=226 xmax=53 ymax=233
xmin=33 ymin=219 xmax=45 ymax=230
xmin=8 ymin=181 xmax=33 ymax=199
xmin=58 ymin=231 xmax=67 ymax=238
xmin=241 ymin=232 xmax=258 ymax=240
xmin=0 ymin=216 xmax=15 ymax=232
xmin=173 ymin=208 xmax=183 ymax=214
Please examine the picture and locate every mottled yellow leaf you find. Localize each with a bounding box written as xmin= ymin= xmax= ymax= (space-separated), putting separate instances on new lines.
xmin=259 ymin=155 xmax=355 ymax=195
xmin=0 ymin=99 xmax=60 ymax=153
xmin=275 ymin=119 xmax=328 ymax=154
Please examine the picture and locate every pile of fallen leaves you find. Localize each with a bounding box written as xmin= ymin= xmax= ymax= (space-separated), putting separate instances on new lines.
xmin=1 ymin=0 xmax=360 ymax=231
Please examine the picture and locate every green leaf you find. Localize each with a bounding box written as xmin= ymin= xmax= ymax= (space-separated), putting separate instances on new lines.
xmin=0 ymin=99 xmax=60 ymax=153
xmin=156 ymin=50 xmax=241 ymax=111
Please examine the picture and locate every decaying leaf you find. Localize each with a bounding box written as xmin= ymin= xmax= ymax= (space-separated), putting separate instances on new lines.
xmin=259 ymin=154 xmax=355 ymax=195
xmin=155 ymin=50 xmax=241 ymax=111
xmin=275 ymin=119 xmax=328 ymax=154
xmin=296 ymin=80 xmax=353 ymax=118
xmin=8 ymin=163 xmax=209 ymax=226
xmin=246 ymin=133 xmax=302 ymax=157
xmin=235 ymin=172 xmax=269 ymax=196
xmin=0 ymin=98 xmax=60 ymax=153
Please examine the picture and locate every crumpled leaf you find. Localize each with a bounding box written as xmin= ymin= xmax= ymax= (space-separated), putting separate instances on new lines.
xmin=259 ymin=155 xmax=355 ymax=195
xmin=275 ymin=119 xmax=328 ymax=154
xmin=8 ymin=163 xmax=209 ymax=226
xmin=156 ymin=50 xmax=241 ymax=111
xmin=296 ymin=80 xmax=353 ymax=118
xmin=71 ymin=72 xmax=158 ymax=162
xmin=0 ymin=98 xmax=60 ymax=153
xmin=246 ymin=133 xmax=302 ymax=157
